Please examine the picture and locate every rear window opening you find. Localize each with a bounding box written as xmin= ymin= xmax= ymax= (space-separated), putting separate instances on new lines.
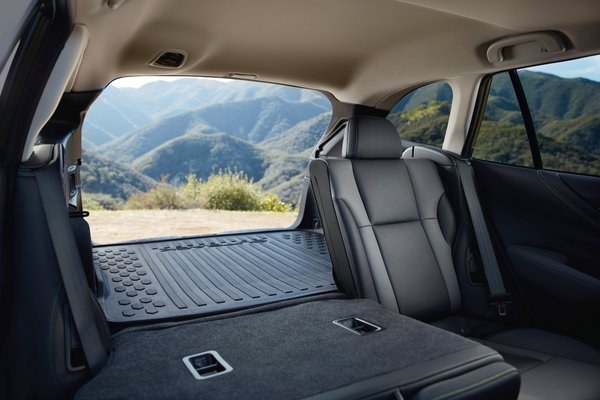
xmin=82 ymin=77 xmax=332 ymax=244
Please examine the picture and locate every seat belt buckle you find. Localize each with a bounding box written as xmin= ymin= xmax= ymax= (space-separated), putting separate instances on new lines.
xmin=489 ymin=293 xmax=512 ymax=317
xmin=496 ymin=302 xmax=509 ymax=317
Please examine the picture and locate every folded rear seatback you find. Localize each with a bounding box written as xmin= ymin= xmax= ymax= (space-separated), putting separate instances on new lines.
xmin=77 ymin=299 xmax=519 ymax=400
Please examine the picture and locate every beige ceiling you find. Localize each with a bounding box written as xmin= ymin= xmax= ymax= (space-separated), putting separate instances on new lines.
xmin=71 ymin=0 xmax=600 ymax=107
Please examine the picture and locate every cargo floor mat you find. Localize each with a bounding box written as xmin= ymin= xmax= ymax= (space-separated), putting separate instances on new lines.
xmin=93 ymin=230 xmax=336 ymax=323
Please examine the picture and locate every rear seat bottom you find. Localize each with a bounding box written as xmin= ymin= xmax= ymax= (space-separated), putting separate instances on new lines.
xmin=76 ymin=299 xmax=519 ymax=400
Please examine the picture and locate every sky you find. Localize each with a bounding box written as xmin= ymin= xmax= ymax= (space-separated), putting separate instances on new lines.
xmin=525 ymin=54 xmax=600 ymax=82
xmin=111 ymin=55 xmax=600 ymax=88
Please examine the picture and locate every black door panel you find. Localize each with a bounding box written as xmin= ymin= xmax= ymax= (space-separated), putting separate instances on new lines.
xmin=508 ymin=244 xmax=600 ymax=304
xmin=473 ymin=160 xmax=600 ymax=343
xmin=538 ymin=171 xmax=600 ymax=230
xmin=560 ymin=173 xmax=600 ymax=211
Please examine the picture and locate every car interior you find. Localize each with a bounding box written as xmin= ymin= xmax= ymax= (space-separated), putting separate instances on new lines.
xmin=1 ymin=0 xmax=599 ymax=399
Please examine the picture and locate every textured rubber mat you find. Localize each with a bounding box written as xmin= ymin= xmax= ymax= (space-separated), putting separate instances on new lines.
xmin=93 ymin=230 xmax=336 ymax=323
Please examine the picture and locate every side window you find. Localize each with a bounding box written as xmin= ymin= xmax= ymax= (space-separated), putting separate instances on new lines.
xmin=520 ymin=56 xmax=600 ymax=176
xmin=472 ymin=55 xmax=600 ymax=176
xmin=386 ymin=82 xmax=453 ymax=148
xmin=472 ymin=72 xmax=534 ymax=167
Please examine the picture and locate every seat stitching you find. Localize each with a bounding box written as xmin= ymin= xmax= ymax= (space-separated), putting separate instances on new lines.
xmin=337 ymin=198 xmax=380 ymax=303
xmin=350 ymin=160 xmax=402 ymax=313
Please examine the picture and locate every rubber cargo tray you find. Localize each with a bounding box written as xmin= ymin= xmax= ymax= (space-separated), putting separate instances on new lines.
xmin=93 ymin=230 xmax=336 ymax=323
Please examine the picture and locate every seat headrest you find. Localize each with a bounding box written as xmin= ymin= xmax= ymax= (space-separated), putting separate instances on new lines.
xmin=342 ymin=116 xmax=403 ymax=159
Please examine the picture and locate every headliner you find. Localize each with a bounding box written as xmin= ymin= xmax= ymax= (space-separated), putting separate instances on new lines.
xmin=71 ymin=0 xmax=600 ymax=107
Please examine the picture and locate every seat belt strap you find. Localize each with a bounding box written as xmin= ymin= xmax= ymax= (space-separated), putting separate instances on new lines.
xmin=456 ymin=160 xmax=511 ymax=316
xmin=35 ymin=166 xmax=108 ymax=373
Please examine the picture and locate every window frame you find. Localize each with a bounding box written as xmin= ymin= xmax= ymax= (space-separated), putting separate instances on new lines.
xmin=507 ymin=70 xmax=543 ymax=169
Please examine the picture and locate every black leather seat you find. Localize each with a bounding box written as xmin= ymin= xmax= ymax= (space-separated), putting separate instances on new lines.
xmin=309 ymin=116 xmax=600 ymax=400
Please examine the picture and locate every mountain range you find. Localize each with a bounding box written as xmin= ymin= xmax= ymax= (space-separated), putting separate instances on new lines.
xmin=83 ymin=79 xmax=329 ymax=148
xmin=82 ymin=79 xmax=332 ymax=204
xmin=82 ymin=71 xmax=599 ymax=206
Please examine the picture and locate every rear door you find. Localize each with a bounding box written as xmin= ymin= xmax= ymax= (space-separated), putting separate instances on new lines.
xmin=467 ymin=55 xmax=600 ymax=345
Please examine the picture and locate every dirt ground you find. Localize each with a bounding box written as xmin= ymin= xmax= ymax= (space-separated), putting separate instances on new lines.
xmin=86 ymin=209 xmax=298 ymax=244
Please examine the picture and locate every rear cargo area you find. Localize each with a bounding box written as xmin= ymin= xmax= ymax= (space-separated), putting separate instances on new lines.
xmin=94 ymin=230 xmax=336 ymax=322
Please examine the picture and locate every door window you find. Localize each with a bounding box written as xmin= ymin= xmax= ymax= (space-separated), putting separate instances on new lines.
xmin=520 ymin=56 xmax=600 ymax=175
xmin=472 ymin=72 xmax=534 ymax=167
xmin=472 ymin=54 xmax=600 ymax=176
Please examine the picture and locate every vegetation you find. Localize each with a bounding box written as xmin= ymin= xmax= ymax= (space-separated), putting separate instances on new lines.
xmin=133 ymin=132 xmax=267 ymax=184
xmin=80 ymin=149 xmax=157 ymax=200
xmin=83 ymin=193 xmax=124 ymax=211
xmin=387 ymin=100 xmax=451 ymax=147
xmin=122 ymin=170 xmax=293 ymax=212
xmin=472 ymin=121 xmax=534 ymax=167
xmin=124 ymin=177 xmax=180 ymax=210
xmin=259 ymin=112 xmax=332 ymax=154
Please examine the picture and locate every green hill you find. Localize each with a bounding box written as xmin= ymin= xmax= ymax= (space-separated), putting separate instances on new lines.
xmin=517 ymin=71 xmax=600 ymax=121
xmin=172 ymin=97 xmax=326 ymax=144
xmin=133 ymin=132 xmax=267 ymax=184
xmin=101 ymin=97 xmax=326 ymax=163
xmin=258 ymin=154 xmax=309 ymax=204
xmin=387 ymin=100 xmax=451 ymax=147
xmin=391 ymin=81 xmax=453 ymax=114
xmin=80 ymin=149 xmax=158 ymax=199
xmin=260 ymin=112 xmax=332 ymax=154
xmin=102 ymin=118 xmax=219 ymax=163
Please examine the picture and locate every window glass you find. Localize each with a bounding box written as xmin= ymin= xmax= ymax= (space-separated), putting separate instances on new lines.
xmin=82 ymin=77 xmax=331 ymax=243
xmin=386 ymin=82 xmax=452 ymax=148
xmin=472 ymin=72 xmax=534 ymax=167
xmin=520 ymin=55 xmax=600 ymax=175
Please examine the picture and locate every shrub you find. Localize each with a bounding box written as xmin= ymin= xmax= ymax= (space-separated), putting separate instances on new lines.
xmin=125 ymin=177 xmax=180 ymax=209
xmin=202 ymin=170 xmax=262 ymax=211
xmin=83 ymin=192 xmax=124 ymax=210
xmin=177 ymin=173 xmax=206 ymax=209
xmin=124 ymin=170 xmax=294 ymax=212
xmin=259 ymin=193 xmax=293 ymax=212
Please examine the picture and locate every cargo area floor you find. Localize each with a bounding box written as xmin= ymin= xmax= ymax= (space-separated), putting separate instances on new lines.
xmin=93 ymin=230 xmax=336 ymax=323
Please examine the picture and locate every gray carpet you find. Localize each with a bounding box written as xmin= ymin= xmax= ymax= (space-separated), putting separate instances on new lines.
xmin=77 ymin=299 xmax=479 ymax=399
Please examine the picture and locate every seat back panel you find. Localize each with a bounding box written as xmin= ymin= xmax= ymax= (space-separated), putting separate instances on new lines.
xmin=312 ymin=117 xmax=463 ymax=321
